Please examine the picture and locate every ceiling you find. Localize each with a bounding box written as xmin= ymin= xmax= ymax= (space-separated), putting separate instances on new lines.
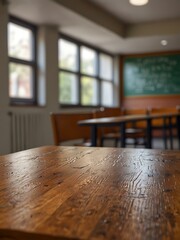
xmin=89 ymin=0 xmax=180 ymax=24
xmin=8 ymin=0 xmax=180 ymax=54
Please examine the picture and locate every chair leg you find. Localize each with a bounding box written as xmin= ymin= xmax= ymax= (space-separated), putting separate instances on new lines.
xmin=168 ymin=117 xmax=173 ymax=150
xmin=115 ymin=138 xmax=119 ymax=147
xmin=163 ymin=117 xmax=167 ymax=149
xmin=134 ymin=138 xmax=137 ymax=148
xmin=100 ymin=138 xmax=104 ymax=147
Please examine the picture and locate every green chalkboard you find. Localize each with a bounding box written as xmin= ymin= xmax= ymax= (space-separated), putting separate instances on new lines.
xmin=123 ymin=54 xmax=180 ymax=97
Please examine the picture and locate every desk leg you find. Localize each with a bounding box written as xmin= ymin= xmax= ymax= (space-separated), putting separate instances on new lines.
xmin=177 ymin=115 xmax=180 ymax=150
xmin=91 ymin=125 xmax=97 ymax=147
xmin=168 ymin=116 xmax=173 ymax=150
xmin=146 ymin=118 xmax=152 ymax=149
xmin=120 ymin=122 xmax=126 ymax=148
xmin=163 ymin=117 xmax=167 ymax=149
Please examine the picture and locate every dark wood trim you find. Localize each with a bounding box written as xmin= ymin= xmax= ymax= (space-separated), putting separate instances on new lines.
xmin=59 ymin=33 xmax=114 ymax=57
xmin=119 ymin=55 xmax=124 ymax=106
xmin=9 ymin=16 xmax=37 ymax=106
xmin=59 ymin=35 xmax=115 ymax=108
xmin=121 ymin=50 xmax=180 ymax=58
xmin=9 ymin=15 xmax=37 ymax=31
xmin=124 ymin=94 xmax=180 ymax=99
xmin=9 ymin=57 xmax=36 ymax=67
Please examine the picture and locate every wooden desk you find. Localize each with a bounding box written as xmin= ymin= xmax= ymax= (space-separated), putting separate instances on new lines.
xmin=78 ymin=113 xmax=180 ymax=149
xmin=0 ymin=146 xmax=180 ymax=240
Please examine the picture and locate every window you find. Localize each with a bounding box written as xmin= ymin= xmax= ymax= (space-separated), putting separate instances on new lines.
xmin=99 ymin=53 xmax=114 ymax=106
xmin=58 ymin=36 xmax=114 ymax=107
xmin=8 ymin=17 xmax=36 ymax=105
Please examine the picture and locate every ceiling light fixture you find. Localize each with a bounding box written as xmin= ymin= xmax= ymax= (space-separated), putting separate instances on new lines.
xmin=129 ymin=0 xmax=149 ymax=6
xmin=161 ymin=40 xmax=168 ymax=46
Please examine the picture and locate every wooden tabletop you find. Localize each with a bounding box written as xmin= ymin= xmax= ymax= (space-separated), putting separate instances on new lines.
xmin=78 ymin=112 xmax=180 ymax=126
xmin=78 ymin=112 xmax=180 ymax=148
xmin=0 ymin=145 xmax=180 ymax=240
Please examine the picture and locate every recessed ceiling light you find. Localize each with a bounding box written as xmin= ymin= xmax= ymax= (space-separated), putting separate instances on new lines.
xmin=129 ymin=0 xmax=149 ymax=6
xmin=161 ymin=40 xmax=168 ymax=46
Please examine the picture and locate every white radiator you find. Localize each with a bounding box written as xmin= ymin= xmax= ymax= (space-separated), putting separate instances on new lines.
xmin=9 ymin=112 xmax=45 ymax=152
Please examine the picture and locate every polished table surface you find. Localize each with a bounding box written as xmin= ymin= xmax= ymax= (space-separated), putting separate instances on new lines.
xmin=78 ymin=112 xmax=180 ymax=148
xmin=78 ymin=112 xmax=180 ymax=125
xmin=0 ymin=145 xmax=180 ymax=240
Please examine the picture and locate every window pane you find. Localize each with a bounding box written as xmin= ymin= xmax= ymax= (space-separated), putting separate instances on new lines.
xmin=101 ymin=81 xmax=113 ymax=106
xmin=8 ymin=23 xmax=33 ymax=61
xmin=81 ymin=77 xmax=98 ymax=106
xmin=100 ymin=53 xmax=113 ymax=81
xmin=81 ymin=47 xmax=97 ymax=76
xmin=9 ymin=63 xmax=33 ymax=99
xmin=59 ymin=39 xmax=78 ymax=71
xmin=59 ymin=72 xmax=78 ymax=104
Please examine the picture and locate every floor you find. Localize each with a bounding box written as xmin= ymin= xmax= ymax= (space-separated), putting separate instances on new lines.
xmin=103 ymin=137 xmax=179 ymax=150
xmin=62 ymin=137 xmax=179 ymax=150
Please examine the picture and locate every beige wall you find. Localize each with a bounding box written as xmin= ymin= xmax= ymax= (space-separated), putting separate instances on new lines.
xmin=0 ymin=2 xmax=60 ymax=154
xmin=0 ymin=3 xmax=120 ymax=154
xmin=0 ymin=1 xmax=11 ymax=154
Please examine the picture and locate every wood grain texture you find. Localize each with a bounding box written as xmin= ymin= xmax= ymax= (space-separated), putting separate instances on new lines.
xmin=78 ymin=112 xmax=180 ymax=125
xmin=0 ymin=146 xmax=180 ymax=240
xmin=50 ymin=112 xmax=93 ymax=145
xmin=122 ymin=95 xmax=180 ymax=109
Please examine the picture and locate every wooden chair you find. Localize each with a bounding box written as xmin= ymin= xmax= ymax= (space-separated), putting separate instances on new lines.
xmin=148 ymin=106 xmax=179 ymax=149
xmin=123 ymin=108 xmax=148 ymax=147
xmin=93 ymin=107 xmax=123 ymax=147
xmin=93 ymin=107 xmax=147 ymax=147
xmin=50 ymin=112 xmax=93 ymax=146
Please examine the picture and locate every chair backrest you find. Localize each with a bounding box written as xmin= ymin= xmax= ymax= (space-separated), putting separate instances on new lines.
xmin=124 ymin=108 xmax=148 ymax=129
xmin=149 ymin=107 xmax=179 ymax=127
xmin=50 ymin=112 xmax=93 ymax=145
xmin=93 ymin=107 xmax=123 ymax=119
xmin=93 ymin=107 xmax=123 ymax=136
